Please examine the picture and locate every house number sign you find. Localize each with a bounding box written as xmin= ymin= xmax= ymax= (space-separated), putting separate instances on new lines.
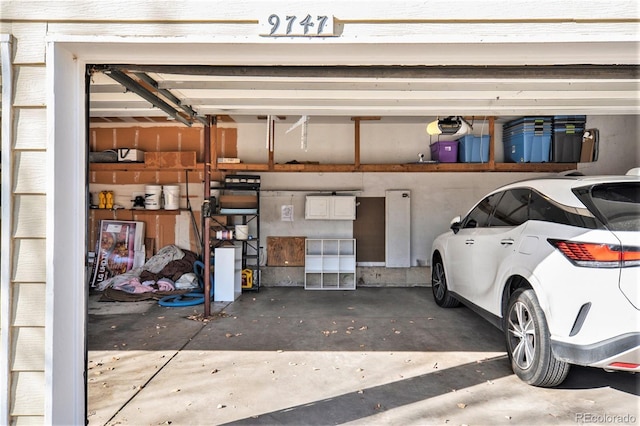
xmin=260 ymin=13 xmax=335 ymax=37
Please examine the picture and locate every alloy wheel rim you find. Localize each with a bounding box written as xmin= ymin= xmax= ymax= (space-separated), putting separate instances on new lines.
xmin=508 ymin=301 xmax=536 ymax=370
xmin=433 ymin=263 xmax=445 ymax=300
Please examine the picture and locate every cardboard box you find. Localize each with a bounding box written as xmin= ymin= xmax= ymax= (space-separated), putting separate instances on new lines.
xmin=144 ymin=151 xmax=197 ymax=169
xmin=117 ymin=148 xmax=145 ymax=162
xmin=219 ymin=195 xmax=258 ymax=209
xmin=580 ymin=129 xmax=599 ymax=163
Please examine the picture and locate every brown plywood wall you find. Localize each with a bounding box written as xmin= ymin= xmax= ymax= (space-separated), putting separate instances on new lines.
xmin=90 ymin=126 xmax=206 ymax=160
xmin=89 ymin=125 xmax=238 ymax=164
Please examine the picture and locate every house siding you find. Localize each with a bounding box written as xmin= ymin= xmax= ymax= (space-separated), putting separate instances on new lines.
xmin=1 ymin=19 xmax=49 ymax=423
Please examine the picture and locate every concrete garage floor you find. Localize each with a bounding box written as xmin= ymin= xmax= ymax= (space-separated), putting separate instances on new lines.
xmin=87 ymin=287 xmax=639 ymax=426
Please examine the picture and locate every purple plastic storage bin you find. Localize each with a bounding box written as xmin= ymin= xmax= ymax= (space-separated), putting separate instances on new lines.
xmin=430 ymin=141 xmax=458 ymax=163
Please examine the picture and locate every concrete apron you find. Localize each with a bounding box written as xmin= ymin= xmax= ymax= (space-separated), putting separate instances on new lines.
xmin=88 ymin=287 xmax=639 ymax=426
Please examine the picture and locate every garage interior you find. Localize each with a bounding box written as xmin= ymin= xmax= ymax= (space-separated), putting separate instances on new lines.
xmin=86 ymin=64 xmax=638 ymax=311
xmin=83 ymin=61 xmax=640 ymax=423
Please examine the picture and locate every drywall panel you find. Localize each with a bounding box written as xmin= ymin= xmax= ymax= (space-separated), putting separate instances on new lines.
xmin=386 ymin=190 xmax=411 ymax=267
xmin=238 ymin=119 xmax=354 ymax=164
xmin=577 ymin=115 xmax=640 ymax=176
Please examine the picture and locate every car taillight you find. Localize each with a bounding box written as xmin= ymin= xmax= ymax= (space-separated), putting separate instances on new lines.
xmin=548 ymin=239 xmax=640 ymax=268
xmin=608 ymin=362 xmax=639 ymax=369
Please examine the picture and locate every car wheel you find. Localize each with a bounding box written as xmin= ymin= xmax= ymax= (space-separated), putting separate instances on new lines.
xmin=431 ymin=254 xmax=460 ymax=308
xmin=505 ymin=288 xmax=570 ymax=387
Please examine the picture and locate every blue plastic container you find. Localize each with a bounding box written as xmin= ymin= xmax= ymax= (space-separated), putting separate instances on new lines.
xmin=502 ymin=116 xmax=553 ymax=163
xmin=503 ymin=133 xmax=551 ymax=163
xmin=458 ymin=135 xmax=490 ymax=163
xmin=504 ymin=116 xmax=552 ymax=132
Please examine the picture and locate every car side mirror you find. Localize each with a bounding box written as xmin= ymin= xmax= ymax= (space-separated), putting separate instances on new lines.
xmin=450 ymin=216 xmax=462 ymax=234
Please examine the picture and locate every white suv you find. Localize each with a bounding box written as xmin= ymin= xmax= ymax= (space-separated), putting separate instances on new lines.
xmin=431 ymin=173 xmax=639 ymax=387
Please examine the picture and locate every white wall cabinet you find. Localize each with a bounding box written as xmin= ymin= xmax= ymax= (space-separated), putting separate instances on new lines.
xmin=305 ymin=196 xmax=356 ymax=220
xmin=305 ymin=239 xmax=356 ymax=290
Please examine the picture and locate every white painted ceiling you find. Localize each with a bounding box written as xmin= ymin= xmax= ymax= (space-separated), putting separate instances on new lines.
xmin=88 ymin=65 xmax=639 ymax=126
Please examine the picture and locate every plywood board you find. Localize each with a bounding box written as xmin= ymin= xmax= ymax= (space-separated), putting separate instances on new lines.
xmin=144 ymin=151 xmax=196 ymax=169
xmin=267 ymin=236 xmax=306 ymax=266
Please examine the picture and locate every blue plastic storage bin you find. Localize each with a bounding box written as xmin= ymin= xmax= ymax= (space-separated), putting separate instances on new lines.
xmin=502 ymin=116 xmax=552 ymax=163
xmin=503 ymin=133 xmax=551 ymax=163
xmin=458 ymin=135 xmax=490 ymax=163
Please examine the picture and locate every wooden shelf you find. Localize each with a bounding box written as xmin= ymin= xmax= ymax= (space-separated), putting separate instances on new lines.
xmin=87 ymin=163 xmax=223 ymax=184
xmin=89 ymin=208 xmax=188 ymax=215
xmin=89 ymin=162 xmax=204 ymax=172
xmin=216 ymin=162 xmax=577 ymax=173
xmin=214 ymin=117 xmax=578 ymax=174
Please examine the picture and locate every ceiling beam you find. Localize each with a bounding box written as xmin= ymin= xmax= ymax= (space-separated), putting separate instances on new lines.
xmin=132 ymin=72 xmax=208 ymax=125
xmin=122 ymin=64 xmax=639 ymax=79
xmin=101 ymin=68 xmax=193 ymax=126
xmin=158 ymin=79 xmax=639 ymax=92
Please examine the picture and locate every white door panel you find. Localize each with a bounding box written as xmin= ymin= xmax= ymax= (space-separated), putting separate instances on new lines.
xmin=386 ymin=190 xmax=410 ymax=267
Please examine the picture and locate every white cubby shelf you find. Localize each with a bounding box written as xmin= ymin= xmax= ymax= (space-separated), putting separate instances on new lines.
xmin=305 ymin=238 xmax=356 ymax=290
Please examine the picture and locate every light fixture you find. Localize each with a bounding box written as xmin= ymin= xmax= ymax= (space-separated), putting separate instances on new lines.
xmin=426 ymin=116 xmax=472 ymax=137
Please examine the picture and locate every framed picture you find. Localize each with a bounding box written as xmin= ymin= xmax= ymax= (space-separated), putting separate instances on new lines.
xmin=91 ymin=220 xmax=145 ymax=288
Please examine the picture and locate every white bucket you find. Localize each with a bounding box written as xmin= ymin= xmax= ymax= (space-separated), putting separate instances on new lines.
xmin=144 ymin=185 xmax=162 ymax=210
xmin=163 ymin=184 xmax=180 ymax=210
xmin=235 ymin=225 xmax=249 ymax=240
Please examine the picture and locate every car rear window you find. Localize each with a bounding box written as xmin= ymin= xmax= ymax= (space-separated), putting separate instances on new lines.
xmin=575 ymin=182 xmax=640 ymax=232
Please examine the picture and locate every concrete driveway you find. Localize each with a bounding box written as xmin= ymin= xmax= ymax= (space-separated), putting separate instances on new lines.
xmin=87 ymin=287 xmax=639 ymax=425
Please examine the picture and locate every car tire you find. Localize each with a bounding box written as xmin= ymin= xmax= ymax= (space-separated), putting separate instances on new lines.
xmin=505 ymin=288 xmax=570 ymax=387
xmin=431 ymin=254 xmax=460 ymax=308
